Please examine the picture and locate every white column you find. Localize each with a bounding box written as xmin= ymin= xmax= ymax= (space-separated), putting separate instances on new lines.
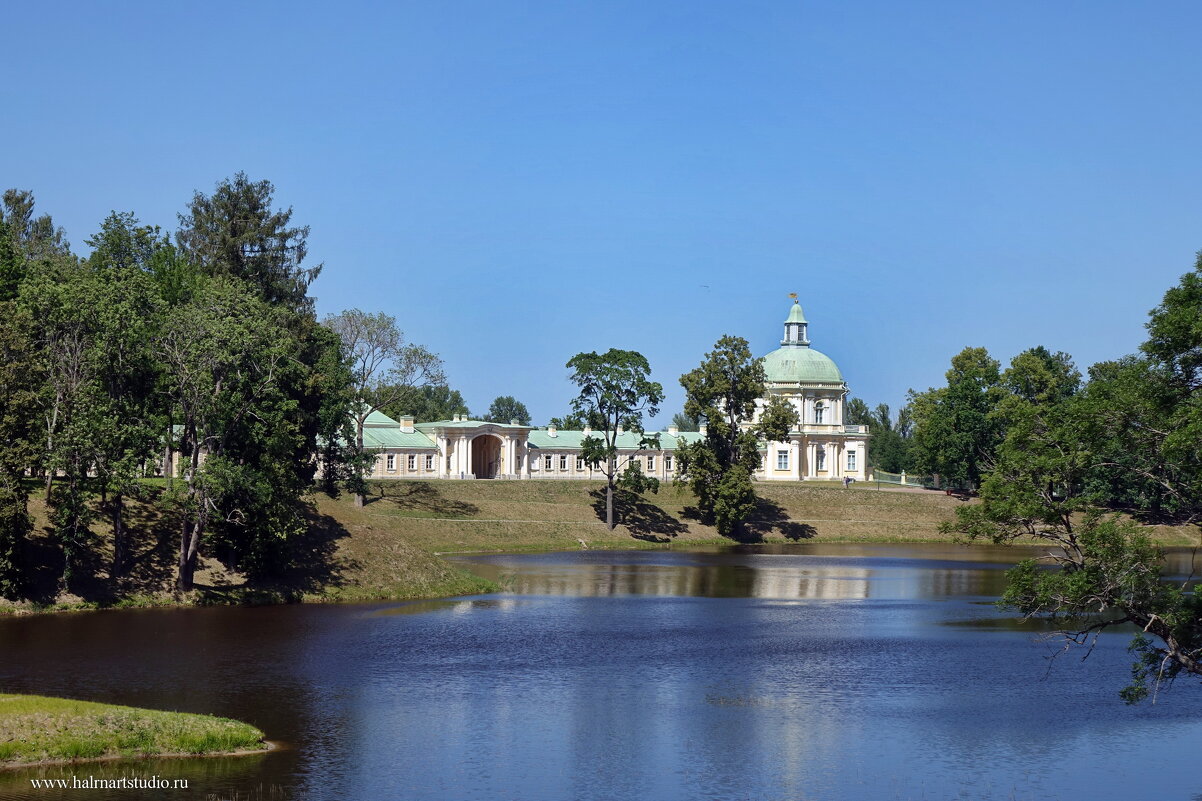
xmin=789 ymin=438 xmax=801 ymax=480
xmin=806 ymin=443 xmax=816 ymax=479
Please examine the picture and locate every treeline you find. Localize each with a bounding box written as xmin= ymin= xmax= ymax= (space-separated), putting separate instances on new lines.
xmin=0 ymin=175 xmax=419 ymax=602
xmin=899 ymin=250 xmax=1201 ymax=526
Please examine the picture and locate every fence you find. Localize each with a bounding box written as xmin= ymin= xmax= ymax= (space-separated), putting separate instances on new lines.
xmin=870 ymin=469 xmax=937 ymax=489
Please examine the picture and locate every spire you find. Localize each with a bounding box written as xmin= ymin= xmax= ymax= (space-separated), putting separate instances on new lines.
xmin=782 ymin=295 xmax=810 ymax=346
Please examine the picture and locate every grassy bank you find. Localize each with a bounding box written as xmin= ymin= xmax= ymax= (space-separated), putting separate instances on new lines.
xmin=331 ymin=478 xmax=971 ymax=554
xmin=0 ymin=694 xmax=267 ymax=768
xmin=5 ymin=478 xmax=1196 ymax=615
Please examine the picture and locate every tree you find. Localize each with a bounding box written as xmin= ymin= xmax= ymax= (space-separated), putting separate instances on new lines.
xmin=950 ymin=256 xmax=1202 ymax=702
xmin=565 ymin=349 xmax=664 ymax=530
xmin=372 ymin=383 xmax=469 ymax=423
xmin=908 ymin=347 xmax=1004 ymax=489
xmin=676 ymin=336 xmax=797 ymax=537
xmin=81 ymin=214 xmax=168 ymax=576
xmin=160 ymin=279 xmax=301 ymax=591
xmin=177 ymin=173 xmax=319 ymax=311
xmin=0 ymin=303 xmax=40 ymax=599
xmin=486 ymin=396 xmax=531 ymax=425
xmin=548 ymin=409 xmax=606 ymax=430
xmin=323 ymin=309 xmax=445 ymax=506
xmin=1 ymin=189 xmax=71 ymax=264
xmin=845 ymin=398 xmax=912 ymax=473
xmin=670 ymin=411 xmax=699 ymax=432
xmin=0 ymin=222 xmax=21 ymax=302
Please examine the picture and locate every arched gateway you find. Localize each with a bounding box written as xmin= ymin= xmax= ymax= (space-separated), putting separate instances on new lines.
xmin=470 ymin=434 xmax=502 ymax=479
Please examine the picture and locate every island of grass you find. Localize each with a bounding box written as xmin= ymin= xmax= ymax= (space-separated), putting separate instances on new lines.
xmin=0 ymin=694 xmax=268 ymax=768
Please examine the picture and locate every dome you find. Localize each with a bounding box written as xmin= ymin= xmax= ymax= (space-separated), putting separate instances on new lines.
xmin=761 ymin=345 xmax=844 ymax=384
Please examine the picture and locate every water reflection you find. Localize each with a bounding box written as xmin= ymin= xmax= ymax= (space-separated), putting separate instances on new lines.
xmin=2 ymin=545 xmax=1202 ymax=801
xmin=449 ymin=545 xmax=1023 ymax=601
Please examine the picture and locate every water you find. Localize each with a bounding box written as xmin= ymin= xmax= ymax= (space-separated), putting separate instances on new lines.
xmin=1 ymin=543 xmax=1200 ymax=800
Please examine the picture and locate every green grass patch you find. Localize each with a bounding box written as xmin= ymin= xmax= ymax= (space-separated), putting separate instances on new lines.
xmin=0 ymin=694 xmax=267 ymax=767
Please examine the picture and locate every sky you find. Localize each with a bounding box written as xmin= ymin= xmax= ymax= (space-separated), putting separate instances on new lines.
xmin=5 ymin=1 xmax=1202 ymax=427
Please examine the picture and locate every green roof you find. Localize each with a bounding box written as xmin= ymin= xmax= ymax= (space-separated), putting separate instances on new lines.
xmin=363 ymin=409 xmax=401 ymax=427
xmin=784 ymin=301 xmax=808 ymax=324
xmin=361 ymin=427 xmax=438 ymax=450
xmin=415 ymin=418 xmax=533 ymax=430
xmin=761 ymin=344 xmax=844 ymax=384
xmin=527 ymin=429 xmax=706 ymax=451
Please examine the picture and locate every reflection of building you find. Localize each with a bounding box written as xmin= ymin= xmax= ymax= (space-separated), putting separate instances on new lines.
xmin=360 ymin=300 xmax=869 ymax=482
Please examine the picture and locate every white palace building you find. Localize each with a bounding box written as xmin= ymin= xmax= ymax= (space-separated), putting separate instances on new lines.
xmin=360 ymin=300 xmax=869 ymax=483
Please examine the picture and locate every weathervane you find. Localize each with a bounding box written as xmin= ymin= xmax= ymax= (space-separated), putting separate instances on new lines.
xmin=789 ymin=292 xmax=797 ymax=301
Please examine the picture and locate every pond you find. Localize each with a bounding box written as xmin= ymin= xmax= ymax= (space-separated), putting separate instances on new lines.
xmin=1 ymin=543 xmax=1201 ymax=800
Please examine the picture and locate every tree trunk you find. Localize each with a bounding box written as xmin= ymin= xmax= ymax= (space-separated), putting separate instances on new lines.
xmin=177 ymin=519 xmax=196 ymax=592
xmin=110 ymin=493 xmax=125 ymax=579
xmin=354 ymin=419 xmax=367 ymax=508
xmin=606 ymin=480 xmax=616 ymax=530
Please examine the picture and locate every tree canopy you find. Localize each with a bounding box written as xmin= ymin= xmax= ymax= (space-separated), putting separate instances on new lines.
xmin=566 ymin=349 xmax=664 ymax=530
xmin=486 ymin=396 xmax=531 ymax=426
xmin=676 ymin=336 xmax=796 ymax=537
xmin=946 ymin=254 xmax=1202 ymax=701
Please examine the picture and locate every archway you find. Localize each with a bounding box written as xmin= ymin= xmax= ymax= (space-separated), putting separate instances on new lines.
xmin=471 ymin=434 xmax=502 ymax=479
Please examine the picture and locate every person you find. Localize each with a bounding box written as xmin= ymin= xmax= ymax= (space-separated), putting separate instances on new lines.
xmin=842 ymin=476 xmax=851 ymax=488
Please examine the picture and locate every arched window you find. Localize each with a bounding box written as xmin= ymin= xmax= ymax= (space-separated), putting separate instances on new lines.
xmin=815 ymin=403 xmax=825 ymax=425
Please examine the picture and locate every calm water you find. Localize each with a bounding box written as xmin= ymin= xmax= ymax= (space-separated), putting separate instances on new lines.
xmin=2 ymin=544 xmax=1201 ymax=801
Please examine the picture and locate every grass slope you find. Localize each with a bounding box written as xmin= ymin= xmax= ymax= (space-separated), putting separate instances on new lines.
xmin=0 ymin=694 xmax=266 ymax=768
xmin=6 ymin=478 xmax=1195 ymax=614
xmin=335 ymin=478 xmax=969 ymax=554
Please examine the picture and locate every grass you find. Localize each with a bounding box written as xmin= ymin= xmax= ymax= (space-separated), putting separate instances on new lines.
xmin=5 ymin=477 xmax=1197 ymax=616
xmin=0 ymin=694 xmax=267 ymax=767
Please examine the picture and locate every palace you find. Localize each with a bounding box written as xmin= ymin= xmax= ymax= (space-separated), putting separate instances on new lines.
xmin=359 ymin=300 xmax=869 ymax=482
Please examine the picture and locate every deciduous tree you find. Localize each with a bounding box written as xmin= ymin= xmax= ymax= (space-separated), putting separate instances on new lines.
xmin=908 ymin=347 xmax=1004 ymax=489
xmin=566 ymin=349 xmax=664 ymax=530
xmin=486 ymin=396 xmax=531 ymax=426
xmin=323 ymin=309 xmax=445 ymax=506
xmin=676 ymin=336 xmax=796 ymax=537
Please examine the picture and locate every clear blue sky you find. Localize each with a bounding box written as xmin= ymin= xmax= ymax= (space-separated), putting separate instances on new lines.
xmin=6 ymin=1 xmax=1201 ymax=426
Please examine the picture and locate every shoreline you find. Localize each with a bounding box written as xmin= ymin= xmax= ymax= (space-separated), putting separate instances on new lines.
xmin=0 ymin=694 xmax=270 ymax=771
xmin=6 ymin=480 xmax=1197 ymax=618
xmin=0 ymin=741 xmax=279 ymax=772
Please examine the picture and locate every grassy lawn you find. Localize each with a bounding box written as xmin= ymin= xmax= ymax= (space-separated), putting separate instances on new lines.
xmin=0 ymin=694 xmax=267 ymax=767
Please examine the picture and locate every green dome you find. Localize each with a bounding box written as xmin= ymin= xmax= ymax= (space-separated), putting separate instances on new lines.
xmin=761 ymin=345 xmax=844 ymax=384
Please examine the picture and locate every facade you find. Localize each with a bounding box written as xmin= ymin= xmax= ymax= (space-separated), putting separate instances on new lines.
xmin=360 ymin=300 xmax=869 ymax=482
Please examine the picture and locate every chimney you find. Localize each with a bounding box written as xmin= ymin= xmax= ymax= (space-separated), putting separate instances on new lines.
xmin=400 ymin=415 xmax=414 ymax=433
xmin=548 ymin=424 xmax=557 ymax=438
xmin=509 ymin=419 xmax=519 ymax=426
xmin=616 ymin=424 xmax=624 ymax=435
xmin=668 ymin=425 xmax=679 ymax=436
xmin=699 ymin=425 xmax=707 ymax=436
xmin=582 ymin=425 xmax=591 ymax=435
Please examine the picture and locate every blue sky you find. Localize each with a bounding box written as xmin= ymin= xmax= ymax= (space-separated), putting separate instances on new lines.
xmin=6 ymin=1 xmax=1201 ymax=426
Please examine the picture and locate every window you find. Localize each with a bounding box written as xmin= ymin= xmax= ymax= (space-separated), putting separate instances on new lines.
xmin=847 ymin=450 xmax=857 ymax=471
xmin=576 ymin=456 xmax=585 ymax=471
xmin=815 ymin=403 xmax=825 ymax=424
xmin=386 ymin=454 xmax=396 ymax=473
xmin=665 ymin=454 xmax=673 ymax=471
xmin=425 ymin=454 xmax=434 ymax=471
xmin=647 ymin=455 xmax=655 ymax=472
xmin=544 ymin=454 xmax=553 ymax=471
xmin=777 ymin=449 xmax=789 ymax=471
xmin=407 ymin=454 xmax=416 ymax=471
xmin=817 ymin=447 xmax=827 ymax=471
xmin=559 ymin=454 xmax=568 ymax=470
